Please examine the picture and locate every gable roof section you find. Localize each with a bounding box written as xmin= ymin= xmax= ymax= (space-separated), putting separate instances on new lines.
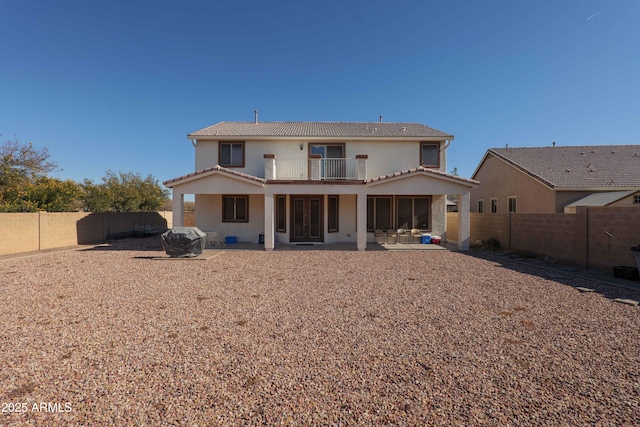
xmin=368 ymin=166 xmax=479 ymax=187
xmin=564 ymin=190 xmax=637 ymax=207
xmin=163 ymin=165 xmax=266 ymax=188
xmin=474 ymin=145 xmax=640 ymax=189
xmin=188 ymin=122 xmax=452 ymax=139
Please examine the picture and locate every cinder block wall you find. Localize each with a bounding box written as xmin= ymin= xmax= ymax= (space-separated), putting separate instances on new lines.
xmin=469 ymin=213 xmax=510 ymax=247
xmin=40 ymin=212 xmax=92 ymax=249
xmin=587 ymin=207 xmax=640 ymax=271
xmin=184 ymin=211 xmax=195 ymax=227
xmin=0 ymin=213 xmax=39 ymax=254
xmin=0 ymin=211 xmax=172 ymax=256
xmin=446 ymin=212 xmax=458 ymax=241
xmin=447 ymin=207 xmax=640 ymax=273
xmin=510 ymin=214 xmax=577 ymax=264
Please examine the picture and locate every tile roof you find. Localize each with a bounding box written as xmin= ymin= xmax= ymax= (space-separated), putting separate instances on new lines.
xmin=188 ymin=122 xmax=452 ymax=139
xmin=368 ymin=166 xmax=479 ymax=187
xmin=564 ymin=190 xmax=637 ymax=207
xmin=485 ymin=145 xmax=640 ymax=189
xmin=163 ymin=165 xmax=266 ymax=187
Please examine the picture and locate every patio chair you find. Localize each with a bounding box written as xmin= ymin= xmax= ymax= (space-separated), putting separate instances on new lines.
xmin=374 ymin=229 xmax=386 ymax=244
xmin=396 ymin=228 xmax=408 ymax=244
xmin=205 ymin=231 xmax=225 ymax=248
xmin=385 ymin=229 xmax=398 ymax=244
xmin=410 ymin=228 xmax=422 ymax=243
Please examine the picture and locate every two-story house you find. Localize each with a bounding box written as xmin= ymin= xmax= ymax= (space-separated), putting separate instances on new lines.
xmin=163 ymin=120 xmax=478 ymax=250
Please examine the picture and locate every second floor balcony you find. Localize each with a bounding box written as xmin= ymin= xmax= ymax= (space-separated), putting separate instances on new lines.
xmin=265 ymin=154 xmax=368 ymax=181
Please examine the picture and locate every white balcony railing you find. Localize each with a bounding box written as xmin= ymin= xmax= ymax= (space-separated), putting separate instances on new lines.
xmin=275 ymin=158 xmax=361 ymax=180
xmin=276 ymin=158 xmax=308 ymax=179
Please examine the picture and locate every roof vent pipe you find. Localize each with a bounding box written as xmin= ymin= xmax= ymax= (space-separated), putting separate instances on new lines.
xmin=552 ymin=141 xmax=556 ymax=147
xmin=379 ymin=115 xmax=382 ymax=123
xmin=254 ymin=110 xmax=258 ymax=124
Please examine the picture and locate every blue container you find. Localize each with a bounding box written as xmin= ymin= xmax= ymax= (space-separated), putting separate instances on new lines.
xmin=225 ymin=236 xmax=237 ymax=244
xmin=420 ymin=234 xmax=432 ymax=244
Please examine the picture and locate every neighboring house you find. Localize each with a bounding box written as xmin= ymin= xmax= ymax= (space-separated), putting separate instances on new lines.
xmin=563 ymin=190 xmax=640 ymax=214
xmin=163 ymin=120 xmax=478 ymax=250
xmin=471 ymin=145 xmax=640 ymax=214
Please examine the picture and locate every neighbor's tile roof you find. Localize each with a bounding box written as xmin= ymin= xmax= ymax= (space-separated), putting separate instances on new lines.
xmin=486 ymin=145 xmax=640 ymax=189
xmin=188 ymin=122 xmax=452 ymax=138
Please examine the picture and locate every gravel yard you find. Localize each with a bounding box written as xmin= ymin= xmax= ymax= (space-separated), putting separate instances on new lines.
xmin=1 ymin=238 xmax=639 ymax=426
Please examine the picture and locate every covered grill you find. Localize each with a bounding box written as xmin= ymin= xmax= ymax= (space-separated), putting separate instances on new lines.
xmin=161 ymin=227 xmax=207 ymax=257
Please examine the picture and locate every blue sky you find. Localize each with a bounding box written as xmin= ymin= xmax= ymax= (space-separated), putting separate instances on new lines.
xmin=1 ymin=0 xmax=638 ymax=191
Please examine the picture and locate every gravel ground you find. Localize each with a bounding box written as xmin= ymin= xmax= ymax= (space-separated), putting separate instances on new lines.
xmin=1 ymin=238 xmax=639 ymax=426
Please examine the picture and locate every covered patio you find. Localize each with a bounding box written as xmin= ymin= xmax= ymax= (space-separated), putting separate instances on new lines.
xmin=163 ymin=166 xmax=477 ymax=251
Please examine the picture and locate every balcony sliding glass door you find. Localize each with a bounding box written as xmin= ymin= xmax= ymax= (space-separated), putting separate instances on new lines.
xmin=310 ymin=144 xmax=345 ymax=179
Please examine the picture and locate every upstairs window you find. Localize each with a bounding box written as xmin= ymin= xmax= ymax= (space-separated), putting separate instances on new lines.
xmin=490 ymin=198 xmax=498 ymax=213
xmin=219 ymin=142 xmax=244 ymax=167
xmin=478 ymin=200 xmax=484 ymax=213
xmin=634 ymin=194 xmax=640 ymax=204
xmin=508 ymin=197 xmax=517 ymax=213
xmin=420 ymin=143 xmax=440 ymax=167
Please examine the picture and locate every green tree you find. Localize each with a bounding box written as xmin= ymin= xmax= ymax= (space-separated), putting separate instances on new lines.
xmin=24 ymin=177 xmax=82 ymax=212
xmin=0 ymin=137 xmax=59 ymax=212
xmin=81 ymin=170 xmax=169 ymax=212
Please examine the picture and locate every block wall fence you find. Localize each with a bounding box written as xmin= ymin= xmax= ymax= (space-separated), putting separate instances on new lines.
xmin=448 ymin=207 xmax=640 ymax=273
xmin=0 ymin=211 xmax=174 ymax=256
xmin=3 ymin=209 xmax=638 ymax=273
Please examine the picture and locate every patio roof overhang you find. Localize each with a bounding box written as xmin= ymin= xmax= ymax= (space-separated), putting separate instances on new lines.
xmin=367 ymin=166 xmax=478 ymax=190
xmin=163 ymin=165 xmax=266 ymax=189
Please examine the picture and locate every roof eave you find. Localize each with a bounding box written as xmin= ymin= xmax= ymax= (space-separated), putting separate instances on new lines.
xmin=163 ymin=167 xmax=266 ymax=188
xmin=187 ymin=135 xmax=453 ymax=141
xmin=555 ymin=186 xmax=640 ymax=192
xmin=368 ymin=167 xmax=478 ymax=188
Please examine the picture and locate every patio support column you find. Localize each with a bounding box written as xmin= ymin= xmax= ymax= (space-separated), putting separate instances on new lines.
xmin=264 ymin=190 xmax=275 ymax=251
xmin=458 ymin=191 xmax=470 ymax=250
xmin=357 ymin=191 xmax=367 ymax=251
xmin=172 ymin=191 xmax=184 ymax=227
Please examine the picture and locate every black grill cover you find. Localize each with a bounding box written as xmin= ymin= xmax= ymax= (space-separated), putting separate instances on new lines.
xmin=161 ymin=227 xmax=207 ymax=257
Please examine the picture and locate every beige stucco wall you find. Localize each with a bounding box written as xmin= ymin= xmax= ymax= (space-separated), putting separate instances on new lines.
xmin=176 ymin=138 xmax=474 ymax=249
xmin=171 ymin=173 xmax=266 ymax=196
xmin=325 ymin=194 xmax=358 ymax=244
xmin=195 ymin=193 xmax=359 ymax=244
xmin=431 ymin=195 xmax=447 ymax=238
xmin=610 ymin=192 xmax=640 ymax=207
xmin=195 ymin=194 xmax=265 ymax=243
xmin=194 ymin=138 xmax=448 ymax=179
xmin=174 ymin=170 xmax=473 ymax=247
xmin=471 ymin=154 xmax=557 ymax=213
